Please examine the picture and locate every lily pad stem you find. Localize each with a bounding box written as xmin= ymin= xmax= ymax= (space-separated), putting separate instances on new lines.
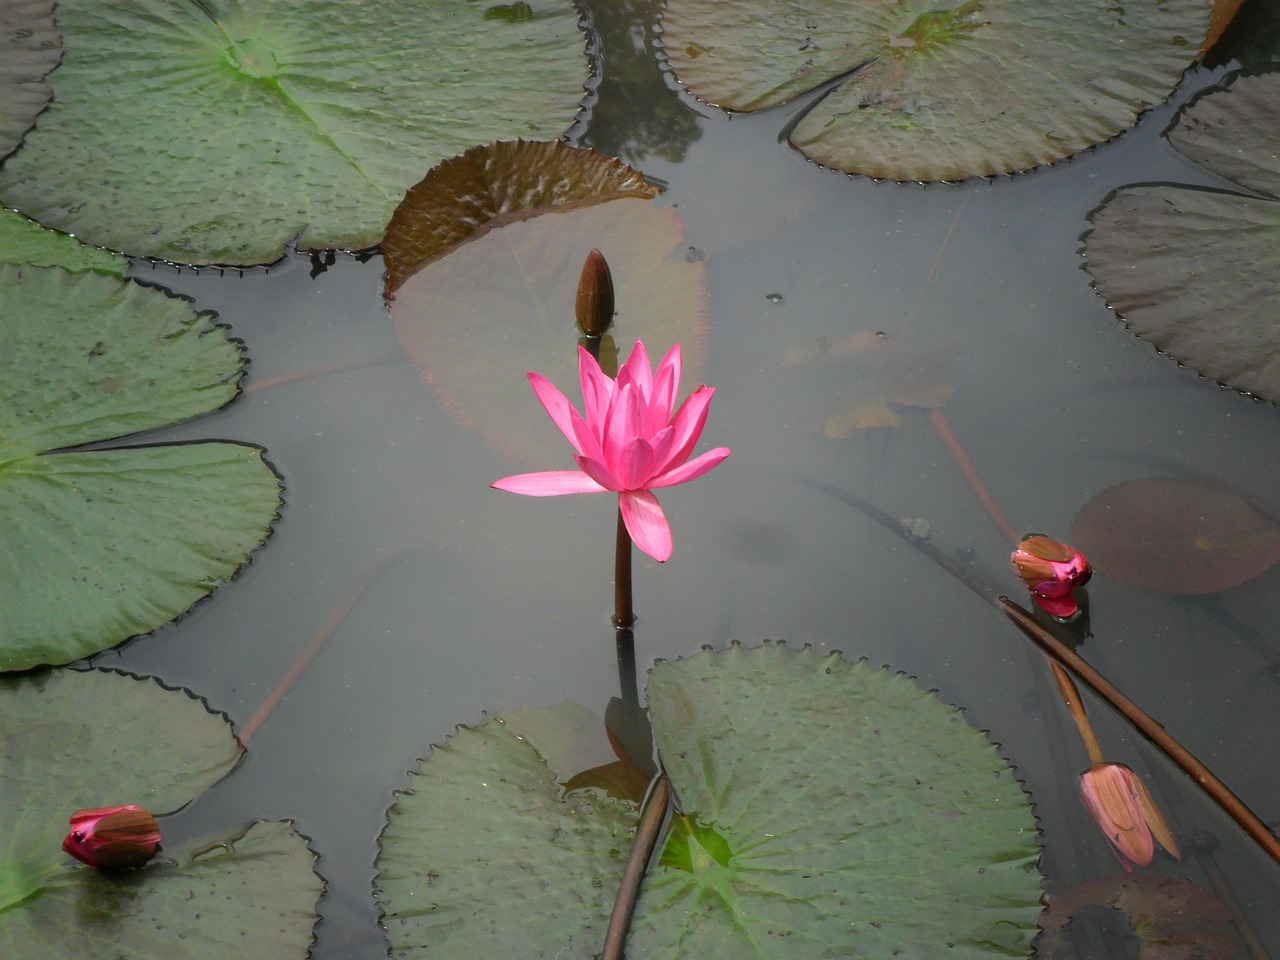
xmin=603 ymin=772 xmax=670 ymax=960
xmin=927 ymin=408 xmax=1020 ymax=544
xmin=614 ymin=506 xmax=636 ymax=628
xmin=1000 ymin=596 xmax=1280 ymax=865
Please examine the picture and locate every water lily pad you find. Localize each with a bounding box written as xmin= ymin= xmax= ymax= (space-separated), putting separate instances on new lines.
xmin=0 ymin=0 xmax=60 ymax=159
xmin=376 ymin=705 xmax=638 ymax=959
xmin=629 ymin=643 xmax=1042 ymax=959
xmin=376 ymin=644 xmax=1043 ymax=959
xmin=386 ymin=141 xmax=707 ymax=465
xmin=782 ymin=331 xmax=954 ymax=435
xmin=0 ymin=669 xmax=322 ymax=959
xmin=0 ymin=264 xmax=281 ymax=671
xmin=1038 ymin=875 xmax=1243 ymax=960
xmin=660 ymin=0 xmax=1210 ymax=180
xmin=0 ymin=208 xmax=126 ymax=276
xmin=1071 ymin=477 xmax=1280 ymax=594
xmin=1084 ymin=72 xmax=1280 ymax=401
xmin=0 ymin=0 xmax=588 ymax=264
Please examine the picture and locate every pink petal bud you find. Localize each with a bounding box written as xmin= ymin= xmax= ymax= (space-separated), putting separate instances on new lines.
xmin=1078 ymin=763 xmax=1178 ymax=870
xmin=63 ymin=805 xmax=162 ymax=871
xmin=1012 ymin=534 xmax=1091 ymax=619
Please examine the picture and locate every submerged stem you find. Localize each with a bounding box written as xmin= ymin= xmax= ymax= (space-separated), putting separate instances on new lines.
xmin=927 ymin=408 xmax=1021 ymax=544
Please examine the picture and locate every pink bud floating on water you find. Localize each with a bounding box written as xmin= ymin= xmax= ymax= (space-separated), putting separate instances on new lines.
xmin=63 ymin=805 xmax=162 ymax=870
xmin=1010 ymin=534 xmax=1092 ymax=619
xmin=492 ymin=340 xmax=730 ymax=563
xmin=1078 ymin=762 xmax=1180 ymax=871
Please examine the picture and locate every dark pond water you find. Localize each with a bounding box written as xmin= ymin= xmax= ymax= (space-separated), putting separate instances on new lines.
xmin=99 ymin=1 xmax=1280 ymax=956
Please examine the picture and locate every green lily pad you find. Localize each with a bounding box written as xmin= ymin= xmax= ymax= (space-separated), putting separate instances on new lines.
xmin=0 ymin=0 xmax=60 ymax=159
xmin=0 ymin=669 xmax=322 ymax=959
xmin=1071 ymin=477 xmax=1280 ymax=594
xmin=376 ymin=644 xmax=1043 ymax=959
xmin=660 ymin=0 xmax=1210 ymax=181
xmin=0 ymin=264 xmax=281 ymax=671
xmin=386 ymin=141 xmax=708 ymax=466
xmin=0 ymin=0 xmax=588 ymax=264
xmin=376 ymin=705 xmax=639 ymax=959
xmin=1084 ymin=72 xmax=1280 ymax=401
xmin=0 ymin=208 xmax=126 ymax=277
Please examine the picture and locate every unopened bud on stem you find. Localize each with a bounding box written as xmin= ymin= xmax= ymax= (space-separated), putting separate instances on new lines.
xmin=575 ymin=248 xmax=615 ymax=338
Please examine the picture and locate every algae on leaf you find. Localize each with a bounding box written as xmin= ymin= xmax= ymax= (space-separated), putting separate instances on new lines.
xmin=0 ymin=669 xmax=322 ymax=960
xmin=660 ymin=0 xmax=1211 ymax=180
xmin=1085 ymin=72 xmax=1280 ymax=402
xmin=0 ymin=265 xmax=280 ymax=671
xmin=0 ymin=0 xmax=589 ymax=264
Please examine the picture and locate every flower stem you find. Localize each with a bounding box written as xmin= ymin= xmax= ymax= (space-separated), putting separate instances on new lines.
xmin=614 ymin=506 xmax=636 ymax=628
xmin=602 ymin=772 xmax=670 ymax=960
xmin=1000 ymin=596 xmax=1280 ymax=865
xmin=1048 ymin=660 xmax=1106 ymax=766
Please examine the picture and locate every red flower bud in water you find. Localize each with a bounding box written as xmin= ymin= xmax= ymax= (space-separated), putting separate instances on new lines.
xmin=1010 ymin=534 xmax=1091 ymax=619
xmin=63 ymin=805 xmax=162 ymax=870
xmin=575 ymin=248 xmax=615 ymax=338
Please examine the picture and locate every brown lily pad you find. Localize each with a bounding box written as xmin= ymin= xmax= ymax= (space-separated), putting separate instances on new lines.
xmin=385 ymin=141 xmax=707 ymax=466
xmin=1039 ymin=874 xmax=1243 ymax=960
xmin=1071 ymin=477 xmax=1280 ymax=594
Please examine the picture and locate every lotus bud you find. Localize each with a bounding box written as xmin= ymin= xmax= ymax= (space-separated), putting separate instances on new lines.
xmin=63 ymin=805 xmax=162 ymax=870
xmin=1010 ymin=534 xmax=1091 ymax=619
xmin=1078 ymin=762 xmax=1180 ymax=870
xmin=575 ymin=248 xmax=615 ymax=338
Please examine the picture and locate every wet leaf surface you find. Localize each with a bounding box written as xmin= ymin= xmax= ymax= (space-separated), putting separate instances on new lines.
xmin=0 ymin=0 xmax=60 ymax=159
xmin=660 ymin=0 xmax=1209 ymax=180
xmin=0 ymin=264 xmax=281 ymax=671
xmin=0 ymin=669 xmax=321 ymax=959
xmin=0 ymin=0 xmax=588 ymax=263
xmin=387 ymin=142 xmax=707 ymax=465
xmin=376 ymin=644 xmax=1043 ymax=959
xmin=1071 ymin=476 xmax=1280 ymax=594
xmin=1085 ymin=72 xmax=1280 ymax=401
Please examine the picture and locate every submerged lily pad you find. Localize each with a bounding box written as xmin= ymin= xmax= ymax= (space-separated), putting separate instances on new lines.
xmin=660 ymin=0 xmax=1210 ymax=180
xmin=376 ymin=643 xmax=1043 ymax=959
xmin=0 ymin=0 xmax=588 ymax=264
xmin=1071 ymin=477 xmax=1280 ymax=594
xmin=782 ymin=331 xmax=954 ymax=435
xmin=386 ymin=141 xmax=707 ymax=465
xmin=1039 ymin=875 xmax=1243 ymax=960
xmin=0 ymin=669 xmax=322 ymax=958
xmin=0 ymin=0 xmax=60 ymax=159
xmin=1084 ymin=72 xmax=1280 ymax=401
xmin=0 ymin=265 xmax=280 ymax=671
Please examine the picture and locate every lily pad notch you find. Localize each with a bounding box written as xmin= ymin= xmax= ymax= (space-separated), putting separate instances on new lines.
xmin=658 ymin=0 xmax=1214 ymax=181
xmin=0 ymin=264 xmax=283 ymax=672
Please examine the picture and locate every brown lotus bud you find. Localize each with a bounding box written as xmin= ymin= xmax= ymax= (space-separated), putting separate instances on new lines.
xmin=63 ymin=805 xmax=162 ymax=870
xmin=575 ymin=248 xmax=615 ymax=338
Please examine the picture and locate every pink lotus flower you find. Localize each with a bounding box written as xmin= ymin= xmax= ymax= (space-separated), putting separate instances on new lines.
xmin=63 ymin=805 xmax=162 ymax=870
xmin=1078 ymin=762 xmax=1180 ymax=870
xmin=1011 ymin=534 xmax=1092 ymax=619
xmin=492 ymin=340 xmax=729 ymax=562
